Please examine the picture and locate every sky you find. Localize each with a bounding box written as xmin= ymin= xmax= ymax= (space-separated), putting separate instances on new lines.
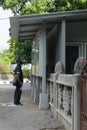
xmin=0 ymin=7 xmax=13 ymax=52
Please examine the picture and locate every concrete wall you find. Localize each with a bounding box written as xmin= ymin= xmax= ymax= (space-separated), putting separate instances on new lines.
xmin=47 ymin=20 xmax=66 ymax=70
xmin=66 ymin=20 xmax=87 ymax=42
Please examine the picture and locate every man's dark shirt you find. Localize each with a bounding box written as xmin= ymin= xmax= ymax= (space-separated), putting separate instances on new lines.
xmin=14 ymin=64 xmax=23 ymax=84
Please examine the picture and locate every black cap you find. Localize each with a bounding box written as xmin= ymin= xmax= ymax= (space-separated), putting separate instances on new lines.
xmin=16 ymin=58 xmax=23 ymax=64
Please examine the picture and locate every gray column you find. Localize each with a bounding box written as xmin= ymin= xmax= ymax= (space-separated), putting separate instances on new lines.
xmin=42 ymin=21 xmax=46 ymax=93
xmin=59 ymin=20 xmax=66 ymax=67
xmin=39 ymin=21 xmax=49 ymax=109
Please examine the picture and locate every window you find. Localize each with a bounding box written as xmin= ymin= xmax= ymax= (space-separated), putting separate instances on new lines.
xmin=32 ymin=39 xmax=39 ymax=74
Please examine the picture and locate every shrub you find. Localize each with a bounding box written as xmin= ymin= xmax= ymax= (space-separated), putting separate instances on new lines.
xmin=23 ymin=69 xmax=29 ymax=78
xmin=0 ymin=71 xmax=13 ymax=75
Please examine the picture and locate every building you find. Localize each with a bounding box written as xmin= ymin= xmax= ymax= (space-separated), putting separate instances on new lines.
xmin=10 ymin=10 xmax=87 ymax=130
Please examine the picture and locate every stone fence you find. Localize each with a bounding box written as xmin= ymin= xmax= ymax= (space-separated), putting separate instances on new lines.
xmin=31 ymin=57 xmax=85 ymax=130
xmin=31 ymin=73 xmax=80 ymax=130
xmin=47 ymin=73 xmax=80 ymax=130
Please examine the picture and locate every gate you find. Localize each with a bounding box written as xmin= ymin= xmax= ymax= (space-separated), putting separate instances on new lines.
xmin=80 ymin=67 xmax=87 ymax=130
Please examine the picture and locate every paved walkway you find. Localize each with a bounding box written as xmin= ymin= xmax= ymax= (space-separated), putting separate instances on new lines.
xmin=0 ymin=82 xmax=65 ymax=130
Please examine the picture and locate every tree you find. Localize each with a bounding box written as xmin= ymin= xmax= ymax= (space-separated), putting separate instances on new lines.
xmin=0 ymin=0 xmax=87 ymax=15
xmin=0 ymin=0 xmax=54 ymax=15
xmin=8 ymin=38 xmax=32 ymax=63
xmin=47 ymin=0 xmax=87 ymax=12
xmin=20 ymin=0 xmax=54 ymax=15
xmin=0 ymin=0 xmax=29 ymax=15
xmin=0 ymin=0 xmax=54 ymax=64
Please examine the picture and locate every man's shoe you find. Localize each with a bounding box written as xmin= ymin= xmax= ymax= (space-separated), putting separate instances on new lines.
xmin=18 ymin=102 xmax=23 ymax=105
xmin=14 ymin=102 xmax=23 ymax=105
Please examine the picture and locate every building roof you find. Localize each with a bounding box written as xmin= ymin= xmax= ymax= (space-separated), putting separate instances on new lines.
xmin=10 ymin=9 xmax=87 ymax=41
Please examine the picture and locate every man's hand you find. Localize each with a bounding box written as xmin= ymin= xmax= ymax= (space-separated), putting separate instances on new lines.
xmin=19 ymin=82 xmax=23 ymax=86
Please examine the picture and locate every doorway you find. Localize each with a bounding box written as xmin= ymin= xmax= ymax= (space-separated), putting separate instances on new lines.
xmin=66 ymin=46 xmax=79 ymax=74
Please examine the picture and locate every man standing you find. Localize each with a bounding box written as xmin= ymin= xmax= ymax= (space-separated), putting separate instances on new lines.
xmin=14 ymin=58 xmax=23 ymax=105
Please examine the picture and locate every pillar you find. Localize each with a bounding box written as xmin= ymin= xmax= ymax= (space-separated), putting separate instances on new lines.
xmin=39 ymin=21 xmax=49 ymax=109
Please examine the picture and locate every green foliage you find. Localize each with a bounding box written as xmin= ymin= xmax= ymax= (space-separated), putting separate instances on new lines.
xmin=0 ymin=50 xmax=11 ymax=63
xmin=1 ymin=0 xmax=87 ymax=15
xmin=0 ymin=70 xmax=13 ymax=75
xmin=48 ymin=0 xmax=87 ymax=12
xmin=0 ymin=0 xmax=29 ymax=15
xmin=22 ymin=69 xmax=29 ymax=78
xmin=20 ymin=0 xmax=54 ymax=15
xmin=0 ymin=0 xmax=55 ymax=15
xmin=8 ymin=38 xmax=32 ymax=63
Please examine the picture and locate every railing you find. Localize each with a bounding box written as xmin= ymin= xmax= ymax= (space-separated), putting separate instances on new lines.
xmin=31 ymin=73 xmax=80 ymax=130
xmin=47 ymin=73 xmax=80 ymax=130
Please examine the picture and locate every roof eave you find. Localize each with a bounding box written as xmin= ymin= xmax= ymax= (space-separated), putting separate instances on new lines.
xmin=10 ymin=9 xmax=87 ymax=41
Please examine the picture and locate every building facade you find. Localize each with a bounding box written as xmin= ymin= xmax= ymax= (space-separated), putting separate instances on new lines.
xmin=10 ymin=10 xmax=87 ymax=130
